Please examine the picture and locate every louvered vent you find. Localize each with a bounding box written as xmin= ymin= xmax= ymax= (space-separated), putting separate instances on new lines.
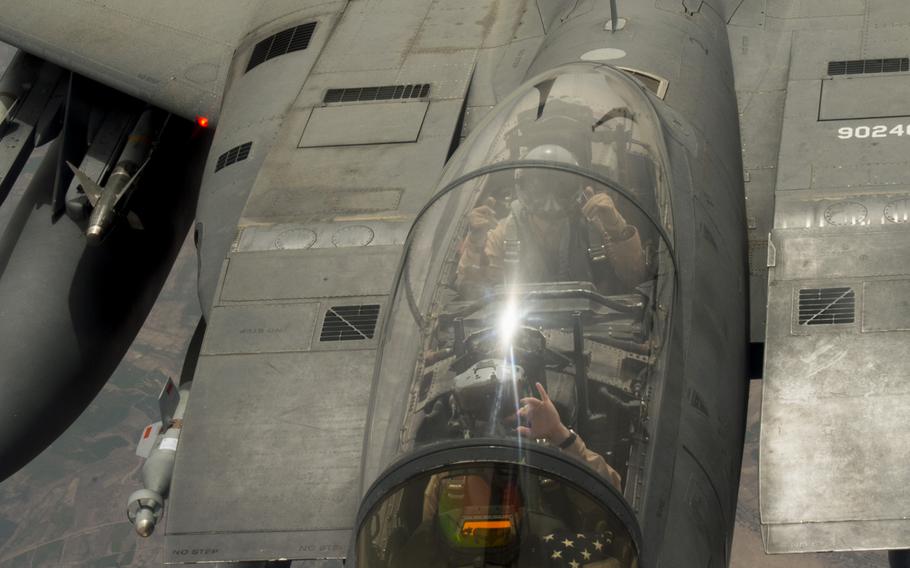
xmin=246 ymin=22 xmax=317 ymax=72
xmin=320 ymin=305 xmax=380 ymax=341
xmin=215 ymin=142 xmax=252 ymax=172
xmin=827 ymin=57 xmax=909 ymax=76
xmin=618 ymin=67 xmax=669 ymax=99
xmin=323 ymin=84 xmax=431 ymax=104
xmin=798 ymin=287 xmax=855 ymax=325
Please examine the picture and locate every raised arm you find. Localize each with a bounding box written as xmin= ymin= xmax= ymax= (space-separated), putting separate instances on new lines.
xmin=517 ymin=382 xmax=622 ymax=491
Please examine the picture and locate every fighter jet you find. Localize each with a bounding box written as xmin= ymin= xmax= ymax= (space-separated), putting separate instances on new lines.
xmin=0 ymin=1 xmax=909 ymax=567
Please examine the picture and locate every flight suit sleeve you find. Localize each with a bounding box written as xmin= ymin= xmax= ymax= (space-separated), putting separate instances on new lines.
xmin=601 ymin=225 xmax=646 ymax=290
xmin=484 ymin=221 xmax=506 ymax=270
xmin=422 ymin=474 xmax=440 ymax=521
xmin=562 ymin=433 xmax=623 ymax=491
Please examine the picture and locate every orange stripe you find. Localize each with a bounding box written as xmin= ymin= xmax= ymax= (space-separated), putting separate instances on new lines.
xmin=462 ymin=520 xmax=511 ymax=531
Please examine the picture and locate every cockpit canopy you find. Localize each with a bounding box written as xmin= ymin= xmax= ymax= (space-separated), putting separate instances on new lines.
xmin=355 ymin=63 xmax=677 ymax=567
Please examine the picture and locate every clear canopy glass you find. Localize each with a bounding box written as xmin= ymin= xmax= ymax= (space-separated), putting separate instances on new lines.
xmin=358 ymin=63 xmax=676 ymax=563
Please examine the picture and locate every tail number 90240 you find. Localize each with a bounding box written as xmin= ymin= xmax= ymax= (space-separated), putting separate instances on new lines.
xmin=838 ymin=125 xmax=906 ymax=139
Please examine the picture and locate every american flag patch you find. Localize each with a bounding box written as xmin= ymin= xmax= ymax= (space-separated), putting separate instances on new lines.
xmin=541 ymin=529 xmax=618 ymax=567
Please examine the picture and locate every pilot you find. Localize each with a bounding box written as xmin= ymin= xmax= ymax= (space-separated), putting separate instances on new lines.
xmin=423 ymin=382 xmax=622 ymax=526
xmin=456 ymin=144 xmax=646 ymax=298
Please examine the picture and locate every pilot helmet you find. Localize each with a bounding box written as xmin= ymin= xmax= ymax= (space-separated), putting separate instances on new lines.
xmin=436 ymin=469 xmax=524 ymax=564
xmin=515 ymin=144 xmax=582 ymax=219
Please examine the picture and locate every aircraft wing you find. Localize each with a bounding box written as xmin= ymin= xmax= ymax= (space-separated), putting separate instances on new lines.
xmin=0 ymin=0 xmax=259 ymax=122
xmin=730 ymin=0 xmax=910 ymax=554
xmin=160 ymin=0 xmax=529 ymax=561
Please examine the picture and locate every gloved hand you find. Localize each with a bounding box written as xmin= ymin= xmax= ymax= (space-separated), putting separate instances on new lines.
xmin=581 ymin=187 xmax=627 ymax=239
xmin=515 ymin=382 xmax=572 ymax=445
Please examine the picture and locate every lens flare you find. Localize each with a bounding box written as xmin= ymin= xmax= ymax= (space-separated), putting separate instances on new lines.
xmin=498 ymin=297 xmax=519 ymax=347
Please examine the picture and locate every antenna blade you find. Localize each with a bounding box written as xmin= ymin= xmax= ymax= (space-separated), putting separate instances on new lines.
xmin=610 ymin=0 xmax=618 ymax=33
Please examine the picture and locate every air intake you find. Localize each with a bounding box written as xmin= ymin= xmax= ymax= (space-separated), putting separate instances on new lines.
xmin=246 ymin=22 xmax=317 ymax=72
xmin=827 ymin=57 xmax=909 ymax=76
xmin=798 ymin=287 xmax=855 ymax=326
xmin=323 ymin=84 xmax=431 ymax=104
xmin=215 ymin=142 xmax=252 ymax=172
xmin=320 ymin=305 xmax=381 ymax=341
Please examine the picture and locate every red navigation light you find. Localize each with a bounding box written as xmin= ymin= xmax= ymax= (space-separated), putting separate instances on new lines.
xmin=196 ymin=116 xmax=210 ymax=128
